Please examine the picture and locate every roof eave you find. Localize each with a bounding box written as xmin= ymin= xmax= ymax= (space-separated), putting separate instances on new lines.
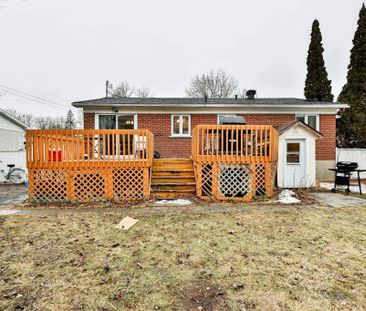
xmin=72 ymin=102 xmax=349 ymax=109
xmin=0 ymin=109 xmax=28 ymax=130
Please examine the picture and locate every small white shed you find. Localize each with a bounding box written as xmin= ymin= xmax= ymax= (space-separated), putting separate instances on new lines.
xmin=0 ymin=110 xmax=28 ymax=180
xmin=276 ymin=121 xmax=323 ymax=188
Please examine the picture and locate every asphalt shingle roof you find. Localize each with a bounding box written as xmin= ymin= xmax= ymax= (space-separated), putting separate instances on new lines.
xmin=72 ymin=97 xmax=345 ymax=107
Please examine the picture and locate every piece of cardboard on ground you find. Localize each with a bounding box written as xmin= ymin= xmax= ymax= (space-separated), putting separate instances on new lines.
xmin=116 ymin=216 xmax=139 ymax=230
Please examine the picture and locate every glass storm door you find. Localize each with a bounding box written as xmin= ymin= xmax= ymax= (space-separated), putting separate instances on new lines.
xmin=117 ymin=115 xmax=135 ymax=156
xmin=98 ymin=115 xmax=136 ymax=157
xmin=98 ymin=115 xmax=116 ymax=156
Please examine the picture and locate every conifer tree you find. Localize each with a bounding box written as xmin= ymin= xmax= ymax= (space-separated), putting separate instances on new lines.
xmin=65 ymin=109 xmax=76 ymax=129
xmin=337 ymin=4 xmax=366 ymax=147
xmin=304 ymin=20 xmax=334 ymax=101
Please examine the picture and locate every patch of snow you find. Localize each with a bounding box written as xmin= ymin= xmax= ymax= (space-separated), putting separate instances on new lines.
xmin=0 ymin=209 xmax=19 ymax=216
xmin=277 ymin=189 xmax=301 ymax=204
xmin=155 ymin=199 xmax=192 ymax=205
xmin=320 ymin=182 xmax=366 ymax=194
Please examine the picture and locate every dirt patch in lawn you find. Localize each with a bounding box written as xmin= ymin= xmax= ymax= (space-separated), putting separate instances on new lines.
xmin=1 ymin=206 xmax=366 ymax=310
xmin=173 ymin=280 xmax=228 ymax=310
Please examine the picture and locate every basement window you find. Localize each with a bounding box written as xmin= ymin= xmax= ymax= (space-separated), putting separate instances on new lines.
xmin=296 ymin=115 xmax=319 ymax=131
xmin=171 ymin=115 xmax=191 ymax=137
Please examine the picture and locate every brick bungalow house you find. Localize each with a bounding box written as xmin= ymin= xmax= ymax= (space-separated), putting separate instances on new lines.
xmin=72 ymin=96 xmax=348 ymax=187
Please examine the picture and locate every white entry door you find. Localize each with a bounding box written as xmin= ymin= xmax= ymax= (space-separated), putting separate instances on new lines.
xmin=284 ymin=139 xmax=306 ymax=188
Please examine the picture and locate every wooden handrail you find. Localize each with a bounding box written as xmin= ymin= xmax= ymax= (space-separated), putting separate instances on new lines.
xmin=26 ymin=129 xmax=154 ymax=169
xmin=191 ymin=125 xmax=279 ymax=163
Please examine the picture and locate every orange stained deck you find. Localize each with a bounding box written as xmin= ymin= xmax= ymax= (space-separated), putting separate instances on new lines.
xmin=191 ymin=125 xmax=279 ymax=201
xmin=26 ymin=129 xmax=154 ymax=202
xmin=26 ymin=129 xmax=154 ymax=169
xmin=192 ymin=124 xmax=279 ymax=163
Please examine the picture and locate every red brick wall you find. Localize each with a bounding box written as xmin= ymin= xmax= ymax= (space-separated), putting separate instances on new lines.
xmin=138 ymin=114 xmax=296 ymax=158
xmin=84 ymin=113 xmax=95 ymax=129
xmin=244 ymin=114 xmax=294 ymax=127
xmin=84 ymin=112 xmax=335 ymax=160
xmin=316 ymin=115 xmax=336 ymax=160
xmin=138 ymin=114 xmax=217 ymax=158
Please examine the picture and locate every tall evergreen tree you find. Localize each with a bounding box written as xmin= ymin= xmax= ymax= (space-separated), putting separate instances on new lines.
xmin=304 ymin=20 xmax=334 ymax=101
xmin=65 ymin=109 xmax=76 ymax=129
xmin=337 ymin=4 xmax=366 ymax=148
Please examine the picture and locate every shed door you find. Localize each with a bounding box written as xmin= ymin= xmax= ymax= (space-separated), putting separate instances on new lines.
xmin=284 ymin=139 xmax=306 ymax=188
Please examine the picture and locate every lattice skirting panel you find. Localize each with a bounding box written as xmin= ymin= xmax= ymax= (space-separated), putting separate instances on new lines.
xmin=28 ymin=168 xmax=150 ymax=203
xmin=195 ymin=162 xmax=277 ymax=201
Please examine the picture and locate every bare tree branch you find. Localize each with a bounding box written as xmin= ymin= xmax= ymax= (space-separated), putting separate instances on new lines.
xmin=185 ymin=69 xmax=239 ymax=98
xmin=134 ymin=86 xmax=151 ymax=98
xmin=110 ymin=82 xmax=151 ymax=98
xmin=110 ymin=81 xmax=135 ymax=98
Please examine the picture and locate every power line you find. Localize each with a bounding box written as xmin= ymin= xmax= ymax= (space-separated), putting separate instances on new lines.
xmin=0 ymin=83 xmax=70 ymax=110
xmin=1 ymin=90 xmax=69 ymax=111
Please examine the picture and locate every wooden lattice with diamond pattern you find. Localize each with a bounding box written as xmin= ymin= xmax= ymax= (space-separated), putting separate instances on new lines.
xmin=28 ymin=167 xmax=150 ymax=203
xmin=195 ymin=162 xmax=277 ymax=201
xmin=26 ymin=129 xmax=154 ymax=203
xmin=192 ymin=125 xmax=279 ymax=201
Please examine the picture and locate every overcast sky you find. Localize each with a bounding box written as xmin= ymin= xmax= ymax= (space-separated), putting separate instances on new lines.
xmin=0 ymin=0 xmax=364 ymax=116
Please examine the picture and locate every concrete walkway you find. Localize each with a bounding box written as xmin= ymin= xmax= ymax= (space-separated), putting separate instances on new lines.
xmin=310 ymin=192 xmax=366 ymax=208
xmin=0 ymin=184 xmax=28 ymax=206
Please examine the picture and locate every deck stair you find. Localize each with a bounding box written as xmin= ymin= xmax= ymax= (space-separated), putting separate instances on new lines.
xmin=151 ymin=159 xmax=196 ymax=199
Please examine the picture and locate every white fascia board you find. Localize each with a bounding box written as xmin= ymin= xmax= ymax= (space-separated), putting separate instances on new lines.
xmin=83 ymin=105 xmax=343 ymax=115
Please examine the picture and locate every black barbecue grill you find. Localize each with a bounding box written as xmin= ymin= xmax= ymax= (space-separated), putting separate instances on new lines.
xmin=329 ymin=161 xmax=366 ymax=194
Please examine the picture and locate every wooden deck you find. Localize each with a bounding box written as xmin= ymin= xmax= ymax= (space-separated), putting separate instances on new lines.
xmin=192 ymin=125 xmax=279 ymax=201
xmin=26 ymin=129 xmax=154 ymax=202
xmin=26 ymin=126 xmax=279 ymax=204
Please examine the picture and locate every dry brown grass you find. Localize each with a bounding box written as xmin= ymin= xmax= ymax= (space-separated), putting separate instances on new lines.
xmin=1 ymin=205 xmax=366 ymax=310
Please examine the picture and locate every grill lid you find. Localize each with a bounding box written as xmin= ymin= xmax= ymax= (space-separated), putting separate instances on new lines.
xmin=336 ymin=161 xmax=358 ymax=170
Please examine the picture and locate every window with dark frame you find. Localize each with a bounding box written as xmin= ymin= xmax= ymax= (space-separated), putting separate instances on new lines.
xmin=296 ymin=115 xmax=318 ymax=130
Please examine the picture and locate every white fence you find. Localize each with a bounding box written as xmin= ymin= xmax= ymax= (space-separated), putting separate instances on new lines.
xmin=336 ymin=148 xmax=366 ymax=179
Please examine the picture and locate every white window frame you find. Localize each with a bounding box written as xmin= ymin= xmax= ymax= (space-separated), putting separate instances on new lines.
xmin=296 ymin=114 xmax=319 ymax=131
xmin=170 ymin=115 xmax=191 ymax=137
xmin=95 ymin=113 xmax=138 ymax=130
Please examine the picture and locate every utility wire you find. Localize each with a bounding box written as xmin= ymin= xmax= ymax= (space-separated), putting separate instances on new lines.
xmin=0 ymin=83 xmax=70 ymax=110
xmin=1 ymin=90 xmax=69 ymax=111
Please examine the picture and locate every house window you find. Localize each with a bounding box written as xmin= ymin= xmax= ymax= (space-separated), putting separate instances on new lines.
xmin=296 ymin=115 xmax=319 ymax=131
xmin=171 ymin=115 xmax=191 ymax=137
xmin=97 ymin=114 xmax=136 ymax=129
xmin=218 ymin=115 xmax=234 ymax=124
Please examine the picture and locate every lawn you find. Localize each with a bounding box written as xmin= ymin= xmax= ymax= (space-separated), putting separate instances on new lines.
xmin=1 ymin=205 xmax=366 ymax=310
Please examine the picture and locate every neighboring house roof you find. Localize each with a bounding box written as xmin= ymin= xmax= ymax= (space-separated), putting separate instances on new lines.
xmin=0 ymin=109 xmax=28 ymax=130
xmin=275 ymin=120 xmax=324 ymax=138
xmin=72 ymin=97 xmax=348 ymax=109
